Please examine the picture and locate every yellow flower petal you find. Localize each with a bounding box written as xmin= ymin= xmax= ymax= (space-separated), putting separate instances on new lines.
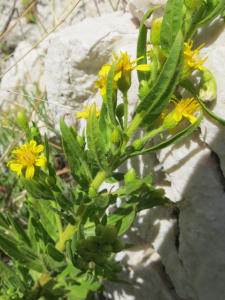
xmin=133 ymin=65 xmax=151 ymax=71
xmin=35 ymin=156 xmax=47 ymax=166
xmin=99 ymin=65 xmax=111 ymax=76
xmin=30 ymin=140 xmax=37 ymax=150
xmin=173 ymin=111 xmax=182 ymax=122
xmin=34 ymin=144 xmax=44 ymax=153
xmin=7 ymin=160 xmax=16 ymax=167
xmin=26 ymin=165 xmax=35 ymax=179
xmin=10 ymin=163 xmax=22 ymax=172
xmin=114 ymin=71 xmax=122 ymax=81
xmin=130 ymin=56 xmax=144 ymax=64
xmin=100 ymin=86 xmax=106 ymax=95
xmin=182 ymin=113 xmax=197 ymax=124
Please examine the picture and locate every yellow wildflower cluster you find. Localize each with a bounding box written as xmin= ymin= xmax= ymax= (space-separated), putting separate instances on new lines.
xmin=7 ymin=140 xmax=47 ymax=179
xmin=75 ymin=105 xmax=100 ymax=120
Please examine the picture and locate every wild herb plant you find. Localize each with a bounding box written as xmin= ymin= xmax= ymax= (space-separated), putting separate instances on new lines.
xmin=2 ymin=0 xmax=225 ymax=299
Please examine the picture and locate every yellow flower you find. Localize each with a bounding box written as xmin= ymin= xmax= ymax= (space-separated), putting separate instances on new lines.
xmin=75 ymin=105 xmax=100 ymax=120
xmin=99 ymin=52 xmax=150 ymax=82
xmin=170 ymin=96 xmax=201 ymax=124
xmin=7 ymin=140 xmax=47 ymax=179
xmin=180 ymin=40 xmax=208 ymax=80
xmin=93 ymin=74 xmax=117 ymax=96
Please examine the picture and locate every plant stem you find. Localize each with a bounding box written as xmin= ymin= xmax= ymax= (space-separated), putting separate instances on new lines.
xmin=56 ymin=224 xmax=77 ymax=251
xmin=123 ymin=92 xmax=128 ymax=131
xmin=140 ymin=126 xmax=164 ymax=143
xmin=51 ymin=201 xmax=63 ymax=237
xmin=121 ymin=110 xmax=148 ymax=151
xmin=91 ymin=169 xmax=107 ymax=191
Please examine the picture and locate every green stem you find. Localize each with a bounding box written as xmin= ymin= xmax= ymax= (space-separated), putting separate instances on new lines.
xmin=56 ymin=224 xmax=76 ymax=251
xmin=91 ymin=170 xmax=107 ymax=191
xmin=148 ymin=46 xmax=159 ymax=88
xmin=184 ymin=8 xmax=194 ymax=36
xmin=51 ymin=201 xmax=63 ymax=237
xmin=140 ymin=126 xmax=164 ymax=143
xmin=121 ymin=110 xmax=148 ymax=151
xmin=123 ymin=92 xmax=128 ymax=131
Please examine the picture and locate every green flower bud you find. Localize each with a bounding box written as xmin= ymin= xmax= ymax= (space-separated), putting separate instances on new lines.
xmin=81 ymin=250 xmax=93 ymax=262
xmin=74 ymin=257 xmax=88 ymax=270
xmin=95 ymin=224 xmax=105 ymax=236
xmin=45 ymin=176 xmax=56 ymax=186
xmin=88 ymin=186 xmax=97 ymax=198
xmin=101 ymin=243 xmax=113 ymax=254
xmin=30 ymin=126 xmax=38 ymax=137
xmin=9 ymin=294 xmax=18 ymax=300
xmin=101 ymin=224 xmax=118 ymax=244
xmin=116 ymin=103 xmax=124 ymax=119
xmin=162 ymin=110 xmax=181 ymax=130
xmin=7 ymin=289 xmax=14 ymax=296
xmin=111 ymin=262 xmax=123 ymax=273
xmin=199 ymin=68 xmax=217 ymax=102
xmin=70 ymin=125 xmax=77 ymax=139
xmin=124 ymin=168 xmax=136 ymax=184
xmin=112 ymin=240 xmax=125 ymax=253
xmin=75 ymin=239 xmax=86 ymax=255
xmin=85 ymin=236 xmax=99 ymax=253
xmin=93 ymin=253 xmax=108 ymax=265
xmin=116 ymin=70 xmax=131 ymax=94
xmin=185 ymin=0 xmax=202 ymax=11
xmin=150 ymin=18 xmax=163 ymax=46
xmin=76 ymin=136 xmax=85 ymax=148
xmin=139 ymin=80 xmax=149 ymax=99
xmin=131 ymin=139 xmax=143 ymax=151
xmin=110 ymin=128 xmax=120 ymax=144
xmin=17 ymin=111 xmax=28 ymax=130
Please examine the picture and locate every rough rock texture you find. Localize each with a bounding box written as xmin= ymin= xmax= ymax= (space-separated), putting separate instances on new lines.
xmin=128 ymin=0 xmax=167 ymax=27
xmin=45 ymin=11 xmax=140 ymax=132
xmin=0 ymin=0 xmax=120 ymax=49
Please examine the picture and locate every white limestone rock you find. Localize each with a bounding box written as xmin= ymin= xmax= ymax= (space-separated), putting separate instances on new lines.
xmin=45 ymin=11 xmax=140 ymax=132
xmin=128 ymin=0 xmax=167 ymax=27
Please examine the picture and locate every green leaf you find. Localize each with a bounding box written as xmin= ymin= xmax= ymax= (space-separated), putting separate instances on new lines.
xmin=106 ymin=60 xmax=120 ymax=125
xmin=44 ymin=133 xmax=49 ymax=162
xmin=160 ymin=0 xmax=184 ymax=57
xmin=31 ymin=218 xmax=55 ymax=246
xmin=60 ymin=117 xmax=92 ymax=182
xmin=34 ymin=200 xmax=59 ymax=242
xmin=131 ymin=112 xmax=203 ymax=156
xmin=198 ymin=0 xmax=225 ymax=26
xmin=124 ymin=243 xmax=136 ymax=249
xmin=86 ymin=103 xmax=110 ymax=172
xmin=20 ymin=177 xmax=54 ymax=200
xmin=125 ymin=180 xmax=144 ymax=196
xmin=47 ymin=244 xmax=65 ymax=262
xmin=0 ymin=212 xmax=10 ymax=229
xmin=7 ymin=212 xmax=31 ymax=247
xmin=99 ymin=103 xmax=109 ymax=150
xmin=180 ymin=79 xmax=225 ymax=126
xmin=41 ymin=253 xmax=67 ymax=273
xmin=136 ymin=31 xmax=184 ymax=124
xmin=54 ymin=192 xmax=73 ymax=212
xmin=137 ymin=6 xmax=160 ymax=82
xmin=101 ymin=214 xmax=107 ymax=226
xmin=17 ymin=245 xmax=38 ymax=261
xmin=105 ymin=172 xmax=125 ymax=183
xmin=0 ymin=261 xmax=17 ymax=279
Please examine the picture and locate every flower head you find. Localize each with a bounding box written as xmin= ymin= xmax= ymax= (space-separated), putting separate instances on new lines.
xmin=75 ymin=105 xmax=100 ymax=120
xmin=7 ymin=140 xmax=47 ymax=179
xmin=180 ymin=40 xmax=208 ymax=80
xmin=171 ymin=97 xmax=201 ymax=123
xmin=98 ymin=52 xmax=150 ymax=93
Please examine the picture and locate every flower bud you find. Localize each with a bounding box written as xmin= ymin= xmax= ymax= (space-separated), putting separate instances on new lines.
xmin=131 ymin=140 xmax=143 ymax=151
xmin=45 ymin=176 xmax=56 ymax=187
xmin=124 ymin=168 xmax=136 ymax=184
xmin=110 ymin=128 xmax=120 ymax=144
xmin=93 ymin=253 xmax=108 ymax=265
xmin=199 ymin=68 xmax=216 ymax=102
xmin=30 ymin=126 xmax=38 ymax=137
xmin=101 ymin=225 xmax=118 ymax=244
xmin=76 ymin=136 xmax=85 ymax=148
xmin=70 ymin=125 xmax=77 ymax=139
xmin=101 ymin=243 xmax=113 ymax=254
xmin=111 ymin=262 xmax=123 ymax=273
xmin=17 ymin=111 xmax=28 ymax=130
xmin=95 ymin=224 xmax=105 ymax=236
xmin=162 ymin=110 xmax=181 ymax=130
xmin=74 ymin=257 xmax=88 ymax=270
xmin=75 ymin=239 xmax=86 ymax=255
xmin=116 ymin=70 xmax=131 ymax=94
xmin=85 ymin=236 xmax=99 ymax=253
xmin=185 ymin=0 xmax=202 ymax=11
xmin=150 ymin=18 xmax=163 ymax=46
xmin=139 ymin=80 xmax=149 ymax=99
xmin=112 ymin=240 xmax=125 ymax=253
xmin=88 ymin=186 xmax=97 ymax=198
xmin=116 ymin=103 xmax=124 ymax=119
